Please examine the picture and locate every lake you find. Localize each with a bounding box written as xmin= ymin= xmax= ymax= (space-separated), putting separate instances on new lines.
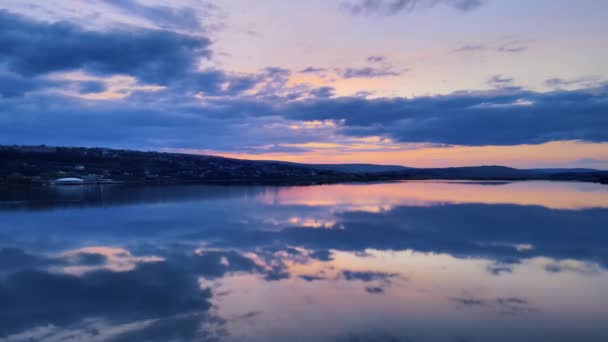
xmin=1 ymin=180 xmax=607 ymax=341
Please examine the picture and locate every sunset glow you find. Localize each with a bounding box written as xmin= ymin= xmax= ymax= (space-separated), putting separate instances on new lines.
xmin=0 ymin=0 xmax=606 ymax=169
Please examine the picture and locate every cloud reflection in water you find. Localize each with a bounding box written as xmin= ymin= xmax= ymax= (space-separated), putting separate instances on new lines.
xmin=0 ymin=181 xmax=607 ymax=341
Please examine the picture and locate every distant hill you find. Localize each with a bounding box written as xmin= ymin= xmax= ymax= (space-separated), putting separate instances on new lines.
xmin=528 ymin=168 xmax=600 ymax=174
xmin=0 ymin=145 xmax=345 ymax=185
xmin=405 ymin=166 xmax=535 ymax=179
xmin=270 ymin=162 xmax=415 ymax=174
xmin=1 ymin=145 xmax=607 ymax=185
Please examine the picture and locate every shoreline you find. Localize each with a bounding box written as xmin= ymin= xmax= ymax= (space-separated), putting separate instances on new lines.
xmin=1 ymin=176 xmax=606 ymax=188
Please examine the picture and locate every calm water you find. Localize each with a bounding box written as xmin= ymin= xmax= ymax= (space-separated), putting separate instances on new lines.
xmin=1 ymin=181 xmax=608 ymax=342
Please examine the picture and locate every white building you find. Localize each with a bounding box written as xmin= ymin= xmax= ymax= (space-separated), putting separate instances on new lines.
xmin=54 ymin=178 xmax=85 ymax=185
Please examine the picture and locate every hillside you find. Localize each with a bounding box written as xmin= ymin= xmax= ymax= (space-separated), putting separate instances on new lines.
xmin=269 ymin=161 xmax=414 ymax=174
xmin=1 ymin=145 xmax=607 ymax=185
xmin=0 ymin=145 xmax=345 ymax=185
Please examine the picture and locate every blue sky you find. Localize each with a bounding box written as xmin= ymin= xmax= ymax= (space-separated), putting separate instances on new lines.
xmin=1 ymin=0 xmax=607 ymax=168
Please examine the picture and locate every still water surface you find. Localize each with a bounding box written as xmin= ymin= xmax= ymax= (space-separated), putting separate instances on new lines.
xmin=1 ymin=181 xmax=607 ymax=341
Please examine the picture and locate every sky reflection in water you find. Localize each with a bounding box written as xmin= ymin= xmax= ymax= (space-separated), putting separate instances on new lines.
xmin=0 ymin=181 xmax=607 ymax=341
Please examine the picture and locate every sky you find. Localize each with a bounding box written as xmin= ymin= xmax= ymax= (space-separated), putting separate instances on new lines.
xmin=0 ymin=0 xmax=607 ymax=168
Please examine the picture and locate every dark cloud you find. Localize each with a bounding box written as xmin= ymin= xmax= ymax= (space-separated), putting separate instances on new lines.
xmin=336 ymin=332 xmax=413 ymax=341
xmin=340 ymin=0 xmax=485 ymax=16
xmin=341 ymin=270 xmax=398 ymax=282
xmin=0 ymin=184 xmax=606 ymax=337
xmin=309 ymin=86 xmax=336 ymax=98
xmin=299 ymin=274 xmax=326 ymax=282
xmin=497 ymin=45 xmax=528 ymax=53
xmin=0 ymin=10 xmax=211 ymax=84
xmin=454 ymin=41 xmax=529 ymax=54
xmin=543 ymin=262 xmax=597 ymax=274
xmin=364 ymin=286 xmax=385 ymax=294
xmin=0 ymin=247 xmax=56 ymax=271
xmin=339 ymin=66 xmax=401 ymax=79
xmin=0 ymin=71 xmax=59 ymax=98
xmin=0 ymin=247 xmax=108 ymax=271
xmin=451 ymin=296 xmax=537 ymax=315
xmin=237 ymin=311 xmax=263 ymax=320
xmin=487 ymin=75 xmax=515 ymax=88
xmin=366 ymin=55 xmax=386 ymax=63
xmin=284 ymin=84 xmax=608 ymax=146
xmin=0 ymin=9 xmax=606 ymax=150
xmin=70 ymin=252 xmax=108 ymax=265
xmin=486 ymin=263 xmax=514 ymax=276
xmin=107 ymin=313 xmax=227 ymax=342
xmin=0 ymin=261 xmax=213 ymax=337
xmin=496 ymin=297 xmax=527 ymax=305
xmin=7 ymin=185 xmax=608 ymax=272
xmin=546 ymin=78 xmax=574 ymax=88
xmin=544 ymin=77 xmax=603 ymax=90
xmin=187 ymin=250 xmax=263 ymax=278
xmin=78 ymin=80 xmax=108 ymax=94
xmin=300 ymin=66 xmax=329 ymax=74
xmin=310 ymin=249 xmax=334 ymax=261
xmin=545 ymin=78 xmax=578 ymax=88
xmin=488 ymin=75 xmax=513 ymax=85
xmin=177 ymin=201 xmax=608 ymax=270
xmin=453 ymin=44 xmax=487 ymax=53
xmin=0 ymin=72 xmax=39 ymax=98
xmin=1 ymin=83 xmax=608 ymax=153
xmin=102 ymin=0 xmax=205 ymax=31
xmin=340 ymin=271 xmax=399 ymax=294
xmin=451 ymin=297 xmax=487 ymax=307
xmin=301 ymin=61 xmax=401 ymax=80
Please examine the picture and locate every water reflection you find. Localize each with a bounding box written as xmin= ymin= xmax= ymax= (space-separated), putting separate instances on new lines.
xmin=0 ymin=181 xmax=607 ymax=341
xmin=259 ymin=180 xmax=608 ymax=210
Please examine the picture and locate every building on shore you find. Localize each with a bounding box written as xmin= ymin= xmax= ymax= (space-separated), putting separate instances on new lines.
xmin=54 ymin=178 xmax=85 ymax=185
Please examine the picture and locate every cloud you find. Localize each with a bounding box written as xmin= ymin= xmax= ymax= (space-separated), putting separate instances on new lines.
xmin=283 ymin=84 xmax=608 ymax=146
xmin=77 ymin=80 xmax=108 ymax=94
xmin=365 ymin=286 xmax=385 ymax=294
xmin=0 ymin=71 xmax=57 ymax=98
xmin=487 ymin=75 xmax=515 ymax=88
xmin=451 ymin=297 xmax=486 ymax=307
xmin=0 ymin=247 xmax=57 ymax=271
xmin=366 ymin=55 xmax=386 ymax=63
xmin=341 ymin=270 xmax=398 ymax=282
xmin=301 ymin=57 xmax=403 ymax=80
xmin=340 ymin=270 xmax=400 ymax=294
xmin=486 ymin=262 xmax=514 ymax=276
xmin=454 ymin=41 xmax=529 ymax=54
xmin=173 ymin=200 xmax=608 ymax=270
xmin=453 ymin=44 xmax=487 ymax=52
xmin=0 ymin=261 xmax=214 ymax=337
xmin=106 ymin=313 xmax=226 ymax=342
xmin=0 ymin=246 xmax=274 ymax=339
xmin=451 ymin=296 xmax=537 ymax=315
xmin=497 ymin=45 xmax=528 ymax=53
xmin=544 ymin=77 xmax=604 ymax=90
xmin=339 ymin=66 xmax=401 ymax=78
xmin=0 ymin=10 xmax=211 ymax=84
xmin=69 ymin=251 xmax=109 ymax=265
xmin=0 ymin=10 xmax=607 ymax=150
xmin=309 ymin=86 xmax=336 ymax=98
xmin=102 ymin=0 xmax=206 ymax=31
xmin=299 ymin=274 xmax=326 ymax=282
xmin=1 ymin=186 xmax=607 ymax=337
xmin=2 ymin=82 xmax=608 ymax=149
xmin=340 ymin=0 xmax=485 ymax=16
xmin=2 ymin=77 xmax=608 ymax=149
xmin=300 ymin=67 xmax=329 ymax=74
xmin=187 ymin=250 xmax=264 ymax=278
